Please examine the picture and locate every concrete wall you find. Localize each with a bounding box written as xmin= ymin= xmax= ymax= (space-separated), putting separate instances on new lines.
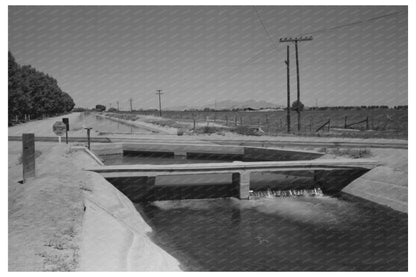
xmin=91 ymin=143 xmax=123 ymax=156
xmin=243 ymin=147 xmax=323 ymax=161
xmin=342 ymin=166 xmax=407 ymax=213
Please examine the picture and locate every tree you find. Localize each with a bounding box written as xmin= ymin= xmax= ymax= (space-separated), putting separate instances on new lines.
xmin=95 ymin=104 xmax=106 ymax=112
xmin=291 ymin=100 xmax=304 ymax=112
xmin=8 ymin=51 xmax=75 ymax=121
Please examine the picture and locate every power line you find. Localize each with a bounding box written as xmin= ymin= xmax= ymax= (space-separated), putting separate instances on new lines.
xmin=299 ymin=11 xmax=403 ymax=36
xmin=253 ymin=7 xmax=279 ymax=52
xmin=234 ymin=10 xmax=403 ymax=70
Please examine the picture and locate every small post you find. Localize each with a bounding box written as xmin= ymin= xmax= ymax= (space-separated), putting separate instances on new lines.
xmin=193 ymin=117 xmax=196 ymax=131
xmin=84 ymin=127 xmax=92 ymax=150
xmin=344 ymin=116 xmax=348 ymax=128
xmin=62 ymin=118 xmax=69 ymax=144
xmin=366 ymin=116 xmax=369 ymax=130
xmin=22 ymin=133 xmax=35 ymax=182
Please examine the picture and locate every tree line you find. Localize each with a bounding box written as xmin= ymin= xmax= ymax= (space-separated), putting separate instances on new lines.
xmin=8 ymin=52 xmax=75 ymax=122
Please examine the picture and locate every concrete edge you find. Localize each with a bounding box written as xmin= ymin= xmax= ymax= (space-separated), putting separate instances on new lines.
xmin=78 ymin=171 xmax=182 ymax=271
xmin=71 ymin=146 xmax=105 ymax=166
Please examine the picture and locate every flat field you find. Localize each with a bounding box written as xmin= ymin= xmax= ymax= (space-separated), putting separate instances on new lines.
xmin=129 ymin=108 xmax=408 ymax=139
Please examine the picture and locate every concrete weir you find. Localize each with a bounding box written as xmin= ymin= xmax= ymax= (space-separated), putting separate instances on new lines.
xmin=84 ymin=142 xmax=378 ymax=201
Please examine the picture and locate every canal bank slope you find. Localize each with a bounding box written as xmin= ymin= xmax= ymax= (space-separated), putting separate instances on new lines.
xmin=75 ymin=150 xmax=181 ymax=271
xmin=341 ymin=148 xmax=408 ymax=213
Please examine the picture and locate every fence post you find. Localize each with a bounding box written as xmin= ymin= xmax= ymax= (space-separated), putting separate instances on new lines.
xmin=366 ymin=116 xmax=369 ymax=130
xmin=344 ymin=116 xmax=348 ymax=128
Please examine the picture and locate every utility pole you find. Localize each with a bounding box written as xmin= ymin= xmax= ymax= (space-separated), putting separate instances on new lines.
xmin=279 ymin=36 xmax=313 ymax=132
xmin=129 ymin=98 xmax=133 ymax=112
xmin=285 ymin=45 xmax=291 ymax=133
xmin=156 ymin=89 xmax=163 ymax=117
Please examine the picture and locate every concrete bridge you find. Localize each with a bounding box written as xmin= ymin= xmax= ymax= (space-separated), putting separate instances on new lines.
xmin=85 ymin=159 xmax=378 ymax=200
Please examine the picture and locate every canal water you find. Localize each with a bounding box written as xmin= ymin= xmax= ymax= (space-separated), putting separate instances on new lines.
xmin=136 ymin=196 xmax=407 ymax=271
xmin=71 ymin=112 xmax=153 ymax=134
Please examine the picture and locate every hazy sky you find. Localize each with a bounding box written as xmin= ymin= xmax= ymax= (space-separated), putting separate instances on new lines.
xmin=9 ymin=6 xmax=407 ymax=109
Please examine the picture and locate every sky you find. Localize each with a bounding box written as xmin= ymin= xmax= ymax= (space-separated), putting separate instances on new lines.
xmin=8 ymin=5 xmax=408 ymax=110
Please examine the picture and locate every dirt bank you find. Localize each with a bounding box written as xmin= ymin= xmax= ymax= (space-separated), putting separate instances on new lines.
xmin=8 ymin=143 xmax=84 ymax=271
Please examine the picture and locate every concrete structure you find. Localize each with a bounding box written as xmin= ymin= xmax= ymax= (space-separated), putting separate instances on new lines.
xmin=90 ymin=142 xmax=324 ymax=160
xmin=86 ymin=159 xmax=377 ymax=200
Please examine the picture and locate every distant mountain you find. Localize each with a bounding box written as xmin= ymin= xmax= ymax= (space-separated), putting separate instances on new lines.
xmin=167 ymin=100 xmax=279 ymax=110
